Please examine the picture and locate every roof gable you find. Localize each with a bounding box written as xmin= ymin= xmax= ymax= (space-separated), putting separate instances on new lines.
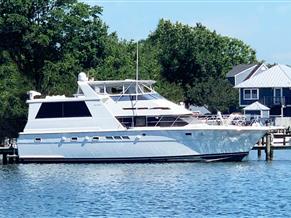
xmin=244 ymin=63 xmax=268 ymax=81
xmin=226 ymin=64 xmax=257 ymax=77
xmin=243 ymin=101 xmax=270 ymax=111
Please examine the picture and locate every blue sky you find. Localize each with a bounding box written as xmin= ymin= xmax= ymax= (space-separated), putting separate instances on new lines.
xmin=83 ymin=0 xmax=291 ymax=64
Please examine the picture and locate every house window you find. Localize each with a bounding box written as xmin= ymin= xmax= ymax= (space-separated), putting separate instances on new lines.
xmin=243 ymin=89 xmax=259 ymax=100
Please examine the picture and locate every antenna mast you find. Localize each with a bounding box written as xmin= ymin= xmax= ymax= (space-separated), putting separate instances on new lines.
xmin=136 ymin=41 xmax=139 ymax=102
xmin=133 ymin=41 xmax=139 ymax=127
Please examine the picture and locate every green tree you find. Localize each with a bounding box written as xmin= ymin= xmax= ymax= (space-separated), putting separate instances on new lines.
xmin=0 ymin=0 xmax=109 ymax=139
xmin=148 ymin=19 xmax=257 ymax=110
xmin=0 ymin=0 xmax=107 ymax=92
xmin=0 ymin=52 xmax=31 ymax=139
xmin=186 ymin=77 xmax=239 ymax=113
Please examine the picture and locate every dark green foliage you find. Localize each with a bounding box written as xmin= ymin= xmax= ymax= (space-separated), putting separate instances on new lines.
xmin=0 ymin=54 xmax=31 ymax=139
xmin=186 ymin=77 xmax=239 ymax=113
xmin=0 ymin=0 xmax=108 ymax=139
xmin=148 ymin=19 xmax=257 ymax=112
xmin=0 ymin=2 xmax=257 ymax=140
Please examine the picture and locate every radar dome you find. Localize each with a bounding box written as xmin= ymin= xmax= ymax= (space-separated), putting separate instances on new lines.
xmin=78 ymin=72 xmax=88 ymax=81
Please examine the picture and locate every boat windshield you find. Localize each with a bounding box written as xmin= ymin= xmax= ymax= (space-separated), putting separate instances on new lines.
xmin=91 ymin=83 xmax=154 ymax=95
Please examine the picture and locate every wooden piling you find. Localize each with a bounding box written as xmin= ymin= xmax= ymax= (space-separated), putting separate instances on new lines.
xmin=257 ymin=138 xmax=262 ymax=158
xmin=265 ymin=133 xmax=273 ymax=161
xmin=0 ymin=145 xmax=19 ymax=164
xmin=2 ymin=153 xmax=7 ymax=165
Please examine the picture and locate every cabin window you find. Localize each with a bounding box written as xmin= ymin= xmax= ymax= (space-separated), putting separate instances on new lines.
xmin=117 ymin=117 xmax=133 ymax=128
xmin=92 ymin=136 xmax=99 ymax=141
xmin=134 ymin=116 xmax=146 ymax=127
xmin=243 ymin=89 xmax=258 ymax=100
xmin=185 ymin=133 xmax=192 ymax=136
xmin=36 ymin=101 xmax=92 ymax=119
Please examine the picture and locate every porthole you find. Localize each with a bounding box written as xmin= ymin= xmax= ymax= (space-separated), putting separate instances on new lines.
xmin=71 ymin=137 xmax=78 ymax=141
xmin=34 ymin=138 xmax=42 ymax=143
xmin=92 ymin=136 xmax=99 ymax=141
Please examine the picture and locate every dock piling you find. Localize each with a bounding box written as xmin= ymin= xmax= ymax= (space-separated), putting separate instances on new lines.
xmin=257 ymin=139 xmax=262 ymax=159
xmin=2 ymin=154 xmax=7 ymax=165
xmin=265 ymin=133 xmax=273 ymax=161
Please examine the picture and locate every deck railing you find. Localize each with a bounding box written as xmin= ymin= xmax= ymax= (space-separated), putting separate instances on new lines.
xmin=260 ymin=97 xmax=291 ymax=106
xmin=196 ymin=114 xmax=279 ymax=126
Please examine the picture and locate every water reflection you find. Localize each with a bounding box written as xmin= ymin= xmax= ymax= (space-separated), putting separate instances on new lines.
xmin=0 ymin=159 xmax=291 ymax=217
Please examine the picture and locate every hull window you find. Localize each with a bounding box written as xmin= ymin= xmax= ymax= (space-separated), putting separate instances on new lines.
xmin=122 ymin=136 xmax=130 ymax=140
xmin=34 ymin=138 xmax=42 ymax=143
xmin=36 ymin=101 xmax=91 ymax=119
xmin=114 ymin=136 xmax=122 ymax=140
xmin=106 ymin=136 xmax=114 ymax=140
xmin=92 ymin=136 xmax=99 ymax=140
xmin=71 ymin=137 xmax=78 ymax=141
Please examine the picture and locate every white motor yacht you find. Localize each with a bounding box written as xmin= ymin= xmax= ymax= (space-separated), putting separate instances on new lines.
xmin=17 ymin=73 xmax=270 ymax=163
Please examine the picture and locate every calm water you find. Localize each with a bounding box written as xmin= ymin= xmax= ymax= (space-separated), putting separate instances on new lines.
xmin=1 ymin=151 xmax=291 ymax=217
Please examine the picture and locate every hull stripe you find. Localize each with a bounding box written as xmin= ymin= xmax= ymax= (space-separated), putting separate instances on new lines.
xmin=19 ymin=152 xmax=249 ymax=163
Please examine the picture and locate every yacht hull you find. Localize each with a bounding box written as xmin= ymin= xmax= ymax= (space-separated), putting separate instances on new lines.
xmin=17 ymin=126 xmax=267 ymax=163
xmin=19 ymin=152 xmax=248 ymax=163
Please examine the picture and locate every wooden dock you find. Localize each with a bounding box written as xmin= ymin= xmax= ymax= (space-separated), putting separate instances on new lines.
xmin=252 ymin=132 xmax=291 ymax=161
xmin=0 ymin=139 xmax=18 ymax=164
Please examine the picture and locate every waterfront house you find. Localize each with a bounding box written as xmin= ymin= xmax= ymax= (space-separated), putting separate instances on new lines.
xmin=235 ymin=64 xmax=291 ymax=117
xmin=226 ymin=63 xmax=268 ymax=86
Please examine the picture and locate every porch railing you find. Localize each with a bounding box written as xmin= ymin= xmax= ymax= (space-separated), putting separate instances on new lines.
xmin=260 ymin=97 xmax=287 ymax=106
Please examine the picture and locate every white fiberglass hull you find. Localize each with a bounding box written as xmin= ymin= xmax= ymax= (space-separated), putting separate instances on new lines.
xmin=17 ymin=125 xmax=268 ymax=163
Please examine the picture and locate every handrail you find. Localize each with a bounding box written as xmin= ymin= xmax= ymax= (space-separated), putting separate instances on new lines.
xmin=171 ymin=115 xmax=181 ymax=127
xmin=154 ymin=116 xmax=164 ymax=127
xmin=115 ymin=83 xmax=133 ymax=102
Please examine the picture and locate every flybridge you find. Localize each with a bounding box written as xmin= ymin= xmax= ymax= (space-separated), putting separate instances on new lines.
xmin=75 ymin=72 xmax=158 ymax=98
xmin=89 ymin=80 xmax=156 ymax=96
